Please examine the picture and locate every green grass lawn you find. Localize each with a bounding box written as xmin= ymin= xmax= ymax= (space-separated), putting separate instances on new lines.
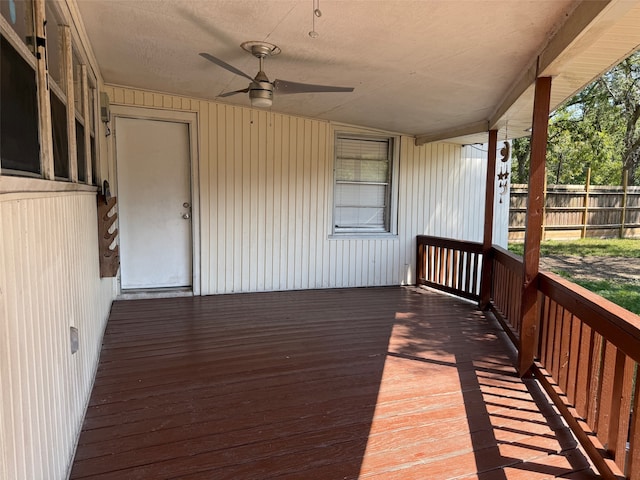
xmin=553 ymin=271 xmax=640 ymax=315
xmin=508 ymin=238 xmax=640 ymax=315
xmin=508 ymin=238 xmax=640 ymax=258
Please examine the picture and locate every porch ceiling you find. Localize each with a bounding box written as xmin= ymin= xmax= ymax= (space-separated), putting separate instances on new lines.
xmin=75 ymin=0 xmax=640 ymax=143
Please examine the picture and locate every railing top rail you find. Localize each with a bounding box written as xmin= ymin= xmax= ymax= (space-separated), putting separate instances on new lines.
xmin=538 ymin=271 xmax=640 ymax=364
xmin=491 ymin=245 xmax=524 ymax=272
xmin=417 ymin=235 xmax=483 ymax=253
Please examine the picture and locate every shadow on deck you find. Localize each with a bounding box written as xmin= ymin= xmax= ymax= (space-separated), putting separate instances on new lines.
xmin=70 ymin=287 xmax=598 ymax=479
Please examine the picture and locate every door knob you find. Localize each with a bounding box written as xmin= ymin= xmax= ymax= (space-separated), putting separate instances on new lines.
xmin=182 ymin=213 xmax=191 ymax=219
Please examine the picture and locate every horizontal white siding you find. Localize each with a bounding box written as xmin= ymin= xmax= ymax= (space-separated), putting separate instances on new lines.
xmin=105 ymin=85 xmax=505 ymax=295
xmin=0 ymin=192 xmax=114 ymax=480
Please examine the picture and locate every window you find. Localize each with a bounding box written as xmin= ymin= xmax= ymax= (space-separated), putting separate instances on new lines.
xmin=0 ymin=34 xmax=40 ymax=175
xmin=0 ymin=0 xmax=98 ymax=184
xmin=333 ymin=134 xmax=398 ymax=235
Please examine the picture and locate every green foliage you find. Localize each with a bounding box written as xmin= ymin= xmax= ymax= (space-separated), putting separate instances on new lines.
xmin=511 ymin=50 xmax=640 ymax=186
xmin=508 ymin=238 xmax=640 ymax=258
xmin=511 ymin=137 xmax=530 ymax=184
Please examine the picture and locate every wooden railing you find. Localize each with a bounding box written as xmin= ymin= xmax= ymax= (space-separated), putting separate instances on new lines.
xmin=416 ymin=235 xmax=483 ymax=301
xmin=416 ymin=235 xmax=640 ymax=479
xmin=536 ymin=272 xmax=640 ymax=479
xmin=489 ymin=246 xmax=523 ymax=345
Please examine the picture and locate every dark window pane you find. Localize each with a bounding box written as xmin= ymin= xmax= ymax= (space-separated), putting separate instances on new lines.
xmin=1 ymin=35 xmax=40 ymax=174
xmin=90 ymin=134 xmax=97 ymax=185
xmin=76 ymin=120 xmax=85 ymax=182
xmin=51 ymin=92 xmax=69 ymax=179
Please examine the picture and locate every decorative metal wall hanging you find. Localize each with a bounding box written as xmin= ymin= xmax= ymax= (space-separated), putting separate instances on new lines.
xmin=497 ymin=141 xmax=510 ymax=203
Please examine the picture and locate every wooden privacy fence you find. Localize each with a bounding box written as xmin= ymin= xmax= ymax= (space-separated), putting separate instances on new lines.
xmin=416 ymin=235 xmax=640 ymax=479
xmin=509 ymin=173 xmax=640 ymax=241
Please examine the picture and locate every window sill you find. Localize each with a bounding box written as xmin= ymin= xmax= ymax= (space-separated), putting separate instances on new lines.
xmin=329 ymin=233 xmax=399 ymax=240
xmin=0 ymin=175 xmax=98 ymax=196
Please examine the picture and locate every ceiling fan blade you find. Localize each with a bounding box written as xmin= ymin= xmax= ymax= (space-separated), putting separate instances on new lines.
xmin=274 ymin=79 xmax=354 ymax=94
xmin=199 ymin=53 xmax=254 ymax=82
xmin=218 ymin=87 xmax=250 ymax=98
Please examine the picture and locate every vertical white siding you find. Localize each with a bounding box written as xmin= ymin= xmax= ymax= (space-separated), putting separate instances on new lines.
xmin=0 ymin=192 xmax=114 ymax=480
xmin=104 ymin=85 xmax=504 ymax=294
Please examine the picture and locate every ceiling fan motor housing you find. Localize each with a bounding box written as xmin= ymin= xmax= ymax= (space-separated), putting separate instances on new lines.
xmin=250 ymin=81 xmax=274 ymax=107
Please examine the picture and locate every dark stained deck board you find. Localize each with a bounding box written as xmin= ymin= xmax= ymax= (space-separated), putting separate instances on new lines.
xmin=70 ymin=287 xmax=597 ymax=479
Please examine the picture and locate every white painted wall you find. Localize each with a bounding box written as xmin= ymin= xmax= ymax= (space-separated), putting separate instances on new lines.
xmin=0 ymin=191 xmax=114 ymax=480
xmin=106 ymin=85 xmax=509 ymax=295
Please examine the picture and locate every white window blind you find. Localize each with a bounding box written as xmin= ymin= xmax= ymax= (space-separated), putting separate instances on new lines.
xmin=334 ymin=136 xmax=392 ymax=233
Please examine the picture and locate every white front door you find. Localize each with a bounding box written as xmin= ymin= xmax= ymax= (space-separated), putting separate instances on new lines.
xmin=116 ymin=117 xmax=193 ymax=290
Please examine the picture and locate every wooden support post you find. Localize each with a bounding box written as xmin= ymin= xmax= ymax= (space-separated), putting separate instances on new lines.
xmin=34 ymin=0 xmax=54 ymax=180
xmin=620 ymin=169 xmax=628 ymax=239
xmin=479 ymin=129 xmax=498 ymax=310
xmin=581 ymin=167 xmax=591 ymax=239
xmin=518 ymin=76 xmax=552 ymax=377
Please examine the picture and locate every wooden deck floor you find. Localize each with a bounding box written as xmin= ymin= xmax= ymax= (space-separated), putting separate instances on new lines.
xmin=70 ymin=287 xmax=599 ymax=479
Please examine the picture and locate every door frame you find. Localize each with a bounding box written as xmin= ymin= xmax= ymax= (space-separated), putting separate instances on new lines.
xmin=110 ymin=106 xmax=201 ymax=296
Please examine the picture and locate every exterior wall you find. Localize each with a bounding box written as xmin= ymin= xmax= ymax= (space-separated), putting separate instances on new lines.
xmin=0 ymin=191 xmax=114 ymax=480
xmin=105 ymin=85 xmax=507 ymax=294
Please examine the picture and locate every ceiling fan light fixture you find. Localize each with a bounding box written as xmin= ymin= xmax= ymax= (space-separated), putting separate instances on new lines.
xmin=249 ymin=82 xmax=274 ymax=108
xmin=251 ymin=96 xmax=273 ymax=108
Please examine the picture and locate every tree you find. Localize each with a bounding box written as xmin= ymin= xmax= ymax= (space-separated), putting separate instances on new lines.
xmin=511 ymin=137 xmax=530 ymax=184
xmin=511 ymin=50 xmax=640 ymax=186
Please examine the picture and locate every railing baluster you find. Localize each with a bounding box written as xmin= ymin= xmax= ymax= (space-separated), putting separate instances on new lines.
xmin=451 ymin=249 xmax=459 ymax=291
xmin=628 ymin=373 xmax=640 ymax=479
xmin=597 ymin=341 xmax=618 ymax=446
xmin=457 ymin=250 xmax=465 ymax=291
xmin=611 ymin=355 xmax=634 ymax=472
xmin=464 ymin=253 xmax=473 ymax=292
xmin=429 ymin=245 xmax=435 ymax=282
xmin=558 ymin=308 xmax=573 ymax=392
xmin=546 ymin=300 xmax=560 ymax=378
xmin=566 ymin=315 xmax=582 ymax=406
xmin=538 ymin=295 xmax=550 ymax=365
xmin=471 ymin=252 xmax=479 ymax=296
xmin=575 ymin=322 xmax=592 ymax=418
xmin=587 ymin=332 xmax=605 ymax=428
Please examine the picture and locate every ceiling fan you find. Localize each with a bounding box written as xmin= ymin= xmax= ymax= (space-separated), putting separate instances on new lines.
xmin=200 ymin=41 xmax=354 ymax=108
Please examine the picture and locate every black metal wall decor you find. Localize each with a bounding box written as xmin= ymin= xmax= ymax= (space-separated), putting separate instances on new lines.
xmin=497 ymin=141 xmax=510 ymax=203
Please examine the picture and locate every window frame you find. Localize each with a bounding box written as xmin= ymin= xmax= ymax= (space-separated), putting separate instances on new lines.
xmin=331 ymin=130 xmax=400 ymax=238
xmin=0 ymin=0 xmax=100 ymax=190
